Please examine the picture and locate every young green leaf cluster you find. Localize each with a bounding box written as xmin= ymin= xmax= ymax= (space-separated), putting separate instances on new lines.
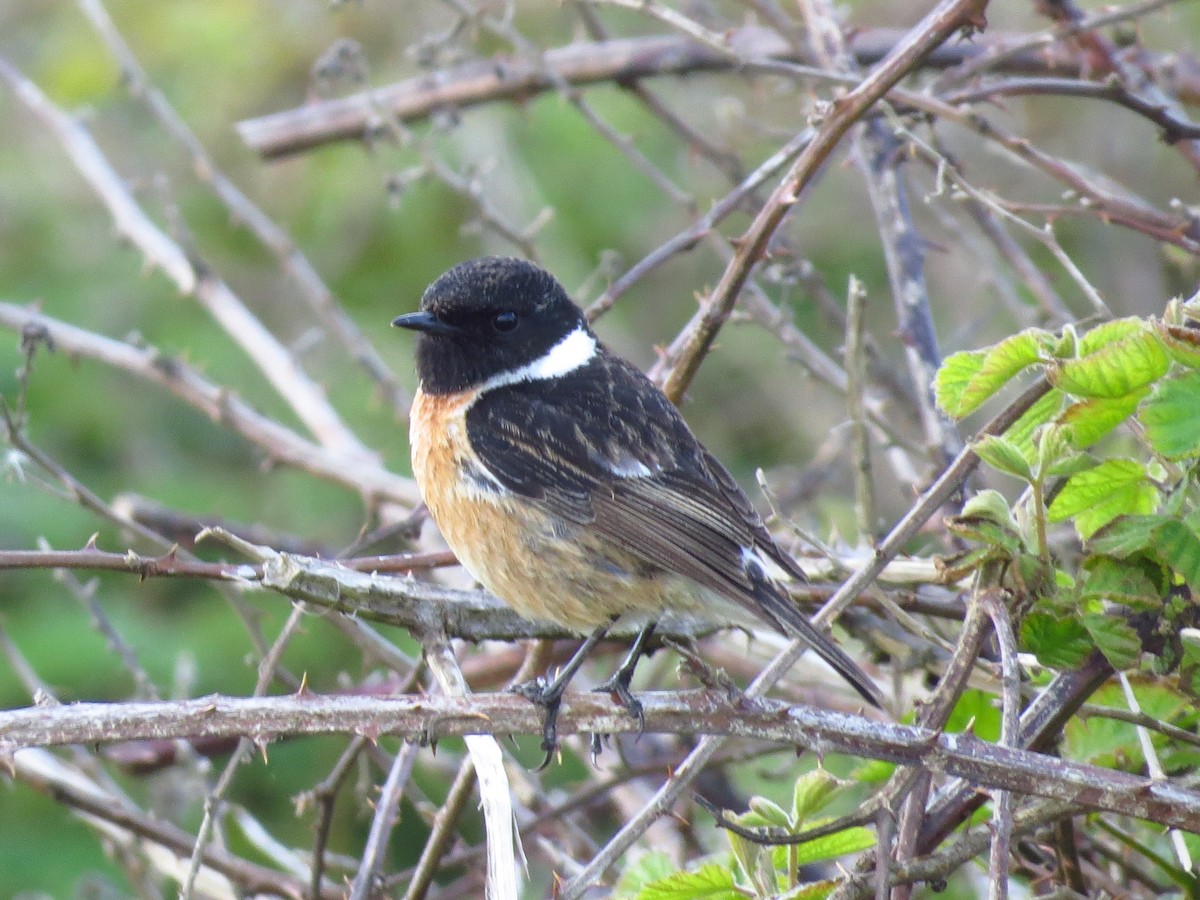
xmin=616 ymin=770 xmax=873 ymax=900
xmin=935 ymin=301 xmax=1200 ymax=677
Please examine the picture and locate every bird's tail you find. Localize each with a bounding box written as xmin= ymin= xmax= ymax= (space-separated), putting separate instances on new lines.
xmin=749 ymin=574 xmax=883 ymax=709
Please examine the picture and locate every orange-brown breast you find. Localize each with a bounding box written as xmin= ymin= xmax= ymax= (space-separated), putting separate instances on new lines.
xmin=409 ymin=387 xmax=697 ymax=631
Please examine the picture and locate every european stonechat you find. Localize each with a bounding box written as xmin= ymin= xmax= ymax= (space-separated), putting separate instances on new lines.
xmin=394 ymin=257 xmax=881 ymax=758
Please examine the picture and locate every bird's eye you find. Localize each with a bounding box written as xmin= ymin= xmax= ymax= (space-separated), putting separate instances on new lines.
xmin=492 ymin=311 xmax=519 ymax=332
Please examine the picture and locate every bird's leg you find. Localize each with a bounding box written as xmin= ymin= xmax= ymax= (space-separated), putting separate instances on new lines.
xmin=511 ymin=623 xmax=609 ymax=767
xmin=594 ymin=622 xmax=656 ymax=736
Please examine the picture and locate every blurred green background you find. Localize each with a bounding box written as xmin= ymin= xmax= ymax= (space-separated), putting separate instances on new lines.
xmin=2 ymin=0 xmax=1198 ymax=895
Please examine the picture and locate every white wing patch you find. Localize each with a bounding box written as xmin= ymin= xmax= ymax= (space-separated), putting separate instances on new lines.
xmin=609 ymin=454 xmax=656 ymax=478
xmin=740 ymin=545 xmax=793 ymax=583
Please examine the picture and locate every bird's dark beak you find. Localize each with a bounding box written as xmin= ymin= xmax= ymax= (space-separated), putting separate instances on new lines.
xmin=392 ymin=311 xmax=459 ymax=336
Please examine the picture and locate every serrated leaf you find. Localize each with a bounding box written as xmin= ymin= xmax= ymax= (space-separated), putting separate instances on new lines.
xmin=791 ymin=827 xmax=876 ymax=867
xmin=936 ymin=330 xmax=1043 ymax=418
xmin=1150 ymin=519 xmax=1200 ymax=586
xmin=1004 ymin=388 xmax=1065 ymax=461
xmin=1022 ymin=612 xmax=1094 ymax=668
xmin=974 ymin=435 xmax=1032 ymax=481
xmin=934 ymin=350 xmax=985 ymax=418
xmin=1088 ymin=515 xmax=1164 ymax=557
xmin=1088 ymin=516 xmax=1200 ymax=585
xmin=1059 ymin=392 xmax=1144 ymax=449
xmin=1081 ymin=557 xmax=1161 ymax=610
xmin=638 ymin=863 xmax=739 ymax=900
xmin=1078 ymin=317 xmax=1147 ymax=355
xmin=792 ymin=770 xmax=840 ymax=824
xmin=1139 ymin=371 xmax=1200 ymax=460
xmin=1047 ymin=459 xmax=1159 ymax=539
xmin=1048 ymin=327 xmax=1169 ymax=399
xmin=1082 ymin=613 xmax=1142 ymax=670
xmin=614 ymin=852 xmax=676 ymax=899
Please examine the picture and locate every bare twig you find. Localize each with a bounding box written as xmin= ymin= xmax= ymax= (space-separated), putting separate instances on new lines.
xmin=348 ymin=741 xmax=422 ymax=900
xmin=13 ymin=748 xmax=340 ymax=899
xmin=74 ymin=0 xmax=410 ymax=416
xmin=6 ymin=691 xmax=1200 ymax=833
xmin=182 ymin=604 xmax=308 ymax=899
xmin=234 ymin=27 xmax=1122 ymax=159
xmin=651 ymin=0 xmax=987 ymax=404
xmin=0 ymin=56 xmax=373 ymax=459
xmin=0 ymin=302 xmax=419 ymax=505
xmin=402 ymin=756 xmax=478 ymax=900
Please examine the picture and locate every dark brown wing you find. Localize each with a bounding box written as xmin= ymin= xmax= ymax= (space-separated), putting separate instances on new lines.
xmin=466 ymin=352 xmax=881 ymax=708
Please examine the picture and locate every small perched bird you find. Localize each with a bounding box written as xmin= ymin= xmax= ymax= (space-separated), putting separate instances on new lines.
xmin=394 ymin=257 xmax=881 ymax=758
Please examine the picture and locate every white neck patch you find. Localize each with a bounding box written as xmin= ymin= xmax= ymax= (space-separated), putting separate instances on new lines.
xmin=479 ymin=324 xmax=597 ymax=393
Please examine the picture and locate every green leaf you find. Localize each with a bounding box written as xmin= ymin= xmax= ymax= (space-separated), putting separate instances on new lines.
xmin=776 ymin=882 xmax=837 ymax=900
xmin=973 ymin=435 xmax=1032 ymax=481
xmin=726 ymin=823 xmax=769 ymax=892
xmin=947 ymin=490 xmax=1022 ymax=555
xmin=936 ymin=546 xmax=1003 ymax=582
xmin=1150 ymin=519 xmax=1200 ymax=586
xmin=961 ymin=489 xmax=1018 ymax=528
xmin=1180 ymin=632 xmax=1200 ymax=697
xmin=1139 ymin=371 xmax=1200 ymax=460
xmin=1043 ymin=451 xmax=1093 ymax=478
xmin=749 ymin=797 xmax=792 ymax=830
xmin=1052 ymin=324 xmax=1078 ymax=358
xmin=1081 ymin=613 xmax=1142 ymax=670
xmin=791 ymin=770 xmax=841 ymax=824
xmin=1004 ymin=388 xmax=1065 ymax=461
xmin=1081 ymin=557 xmax=1161 ymax=610
xmin=1047 ymin=459 xmax=1159 ymax=539
xmin=1036 ymin=423 xmax=1072 ymax=477
xmin=1048 ymin=327 xmax=1169 ymax=399
xmin=1059 ymin=391 xmax=1144 ymax=449
xmin=1088 ymin=516 xmax=1200 ymax=585
xmin=1022 ymin=612 xmax=1094 ymax=668
xmin=638 ymin=864 xmax=739 ymax=900
xmin=791 ymin=827 xmax=876 ymax=867
xmin=614 ymin=852 xmax=676 ymax=899
xmin=1078 ymin=317 xmax=1147 ymax=355
xmin=936 ymin=330 xmax=1044 ymax=418
xmin=946 ymin=689 xmax=1003 ymax=742
xmin=1087 ymin=515 xmax=1163 ymax=557
xmin=1065 ymin=682 xmax=1193 ymax=765
xmin=851 ymin=759 xmax=896 ymax=783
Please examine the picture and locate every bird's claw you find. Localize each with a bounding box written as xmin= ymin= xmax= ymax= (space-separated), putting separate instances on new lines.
xmin=594 ymin=675 xmax=645 ymax=737
xmin=511 ymin=676 xmax=564 ymax=769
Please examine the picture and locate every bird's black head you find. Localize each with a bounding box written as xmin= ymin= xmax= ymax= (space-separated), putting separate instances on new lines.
xmin=393 ymin=257 xmax=592 ymax=395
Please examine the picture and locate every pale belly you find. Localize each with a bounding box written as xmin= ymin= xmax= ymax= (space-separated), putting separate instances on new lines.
xmin=410 ymin=390 xmax=701 ymax=632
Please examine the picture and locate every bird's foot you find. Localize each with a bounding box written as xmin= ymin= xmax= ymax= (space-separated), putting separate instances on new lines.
xmin=594 ymin=670 xmax=645 ymax=738
xmin=511 ymin=676 xmax=566 ymax=770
